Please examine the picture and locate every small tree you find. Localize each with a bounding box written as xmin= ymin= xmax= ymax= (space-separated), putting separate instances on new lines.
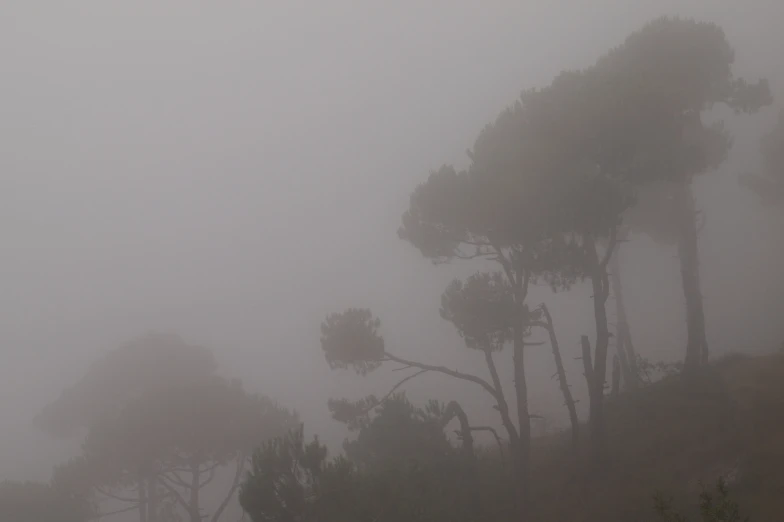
xmin=80 ymin=377 xmax=297 ymax=522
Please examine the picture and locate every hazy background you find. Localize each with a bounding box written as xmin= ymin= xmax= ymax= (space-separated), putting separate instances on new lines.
xmin=2 ymin=0 xmax=783 ymax=482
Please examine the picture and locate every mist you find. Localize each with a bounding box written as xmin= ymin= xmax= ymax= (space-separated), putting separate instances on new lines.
xmin=2 ymin=2 xmax=784 ymax=521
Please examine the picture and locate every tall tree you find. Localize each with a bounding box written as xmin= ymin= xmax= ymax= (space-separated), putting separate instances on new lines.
xmin=592 ymin=17 xmax=771 ymax=374
xmin=396 ymin=87 xmax=593 ymax=509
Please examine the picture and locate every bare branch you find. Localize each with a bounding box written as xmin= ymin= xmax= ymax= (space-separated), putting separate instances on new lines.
xmin=162 ymin=470 xmax=191 ymax=490
xmin=211 ymin=453 xmax=247 ymax=522
xmin=378 ymin=369 xmax=429 ymax=404
xmin=158 ymin=475 xmax=190 ymax=512
xmin=90 ymin=503 xmax=142 ymax=520
xmin=468 ymin=425 xmax=506 ymax=460
xmin=95 ymin=486 xmax=139 ymax=504
xmin=383 ymin=351 xmax=501 ymax=403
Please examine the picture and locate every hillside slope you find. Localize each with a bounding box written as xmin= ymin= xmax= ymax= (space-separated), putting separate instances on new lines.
xmin=527 ymin=353 xmax=784 ymax=521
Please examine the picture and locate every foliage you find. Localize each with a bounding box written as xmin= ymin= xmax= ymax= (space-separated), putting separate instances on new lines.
xmin=34 ymin=332 xmax=217 ymax=438
xmin=320 ymin=308 xmax=385 ymax=375
xmin=241 ymin=395 xmax=483 ymax=522
xmin=636 ymin=355 xmax=685 ymax=385
xmin=439 ymin=271 xmax=518 ymax=352
xmin=654 ymin=479 xmax=749 ymax=522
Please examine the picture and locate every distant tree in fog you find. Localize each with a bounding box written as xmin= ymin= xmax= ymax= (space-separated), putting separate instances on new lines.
xmin=591 ymin=17 xmax=771 ymax=375
xmin=36 ymin=333 xmax=297 ymax=522
xmin=741 ymin=108 xmax=784 ymax=205
xmin=239 ymin=395 xmax=480 ymax=522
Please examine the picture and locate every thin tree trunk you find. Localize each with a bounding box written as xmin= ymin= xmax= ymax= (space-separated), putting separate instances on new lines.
xmin=535 ymin=304 xmax=579 ymax=456
xmin=189 ymin=460 xmax=201 ymax=522
xmin=586 ymin=233 xmax=615 ymax=464
xmin=147 ymin=475 xmax=158 ymax=522
xmin=211 ymin=455 xmax=247 ymax=522
xmin=512 ymin=320 xmax=530 ymax=520
xmin=675 ymin=183 xmax=708 ymax=374
xmin=511 ymin=266 xmax=531 ymax=521
xmin=483 ymin=350 xmax=520 ymax=447
xmin=610 ymin=230 xmax=640 ymax=389
xmin=138 ymin=477 xmax=148 ymax=522
xmin=611 ymin=355 xmax=621 ymax=398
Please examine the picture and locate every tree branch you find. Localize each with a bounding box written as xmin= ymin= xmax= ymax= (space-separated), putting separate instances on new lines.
xmin=379 ymin=369 xmax=429 ymax=404
xmin=90 ymin=503 xmax=143 ymax=520
xmin=383 ymin=351 xmax=501 ymax=402
xmin=211 ymin=453 xmax=247 ymax=522
xmin=158 ymin=475 xmax=190 ymax=513
xmin=162 ymin=470 xmax=191 ymax=490
xmin=95 ymin=486 xmax=139 ymax=504
xmin=599 ymin=225 xmax=619 ymax=270
xmin=469 ymin=426 xmax=506 ymax=460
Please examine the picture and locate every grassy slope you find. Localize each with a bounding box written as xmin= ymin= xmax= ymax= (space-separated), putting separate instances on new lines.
xmin=527 ymin=353 xmax=784 ymax=521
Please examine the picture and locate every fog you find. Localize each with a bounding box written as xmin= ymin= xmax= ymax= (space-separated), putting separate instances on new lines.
xmin=2 ymin=1 xmax=784 ymax=511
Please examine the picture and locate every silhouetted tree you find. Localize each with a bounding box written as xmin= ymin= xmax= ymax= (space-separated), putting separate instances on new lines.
xmin=240 ymin=397 xmax=482 ymax=522
xmin=593 ymin=17 xmax=771 ymax=375
xmin=440 ymin=272 xmax=579 ymax=455
xmin=36 ymin=333 xmax=296 ymax=522
xmin=79 ymin=377 xmax=296 ymax=522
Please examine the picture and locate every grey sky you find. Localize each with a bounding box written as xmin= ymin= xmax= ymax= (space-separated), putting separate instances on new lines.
xmin=1 ymin=0 xmax=783 ymax=485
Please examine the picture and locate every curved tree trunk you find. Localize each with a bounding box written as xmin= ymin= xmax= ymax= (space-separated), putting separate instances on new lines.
xmin=675 ymin=183 xmax=708 ymax=374
xmin=440 ymin=400 xmax=476 ymax=461
xmin=536 ymin=304 xmax=579 ymax=456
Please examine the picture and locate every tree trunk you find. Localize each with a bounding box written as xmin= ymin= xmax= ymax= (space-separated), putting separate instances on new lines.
xmin=512 ymin=319 xmax=531 ymax=520
xmin=189 ymin=460 xmax=201 ymax=522
xmin=537 ymin=304 xmax=579 ymax=456
xmin=611 ymin=355 xmax=621 ymax=398
xmin=609 ymin=230 xmax=640 ymax=389
xmin=675 ymin=183 xmax=708 ymax=374
xmin=483 ymin=350 xmax=520 ymax=448
xmin=586 ymin=236 xmax=612 ymax=463
xmin=138 ymin=476 xmax=148 ymax=522
xmin=147 ymin=475 xmax=158 ymax=522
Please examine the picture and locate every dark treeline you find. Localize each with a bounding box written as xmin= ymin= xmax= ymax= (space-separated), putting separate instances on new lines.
xmin=4 ymin=15 xmax=783 ymax=522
